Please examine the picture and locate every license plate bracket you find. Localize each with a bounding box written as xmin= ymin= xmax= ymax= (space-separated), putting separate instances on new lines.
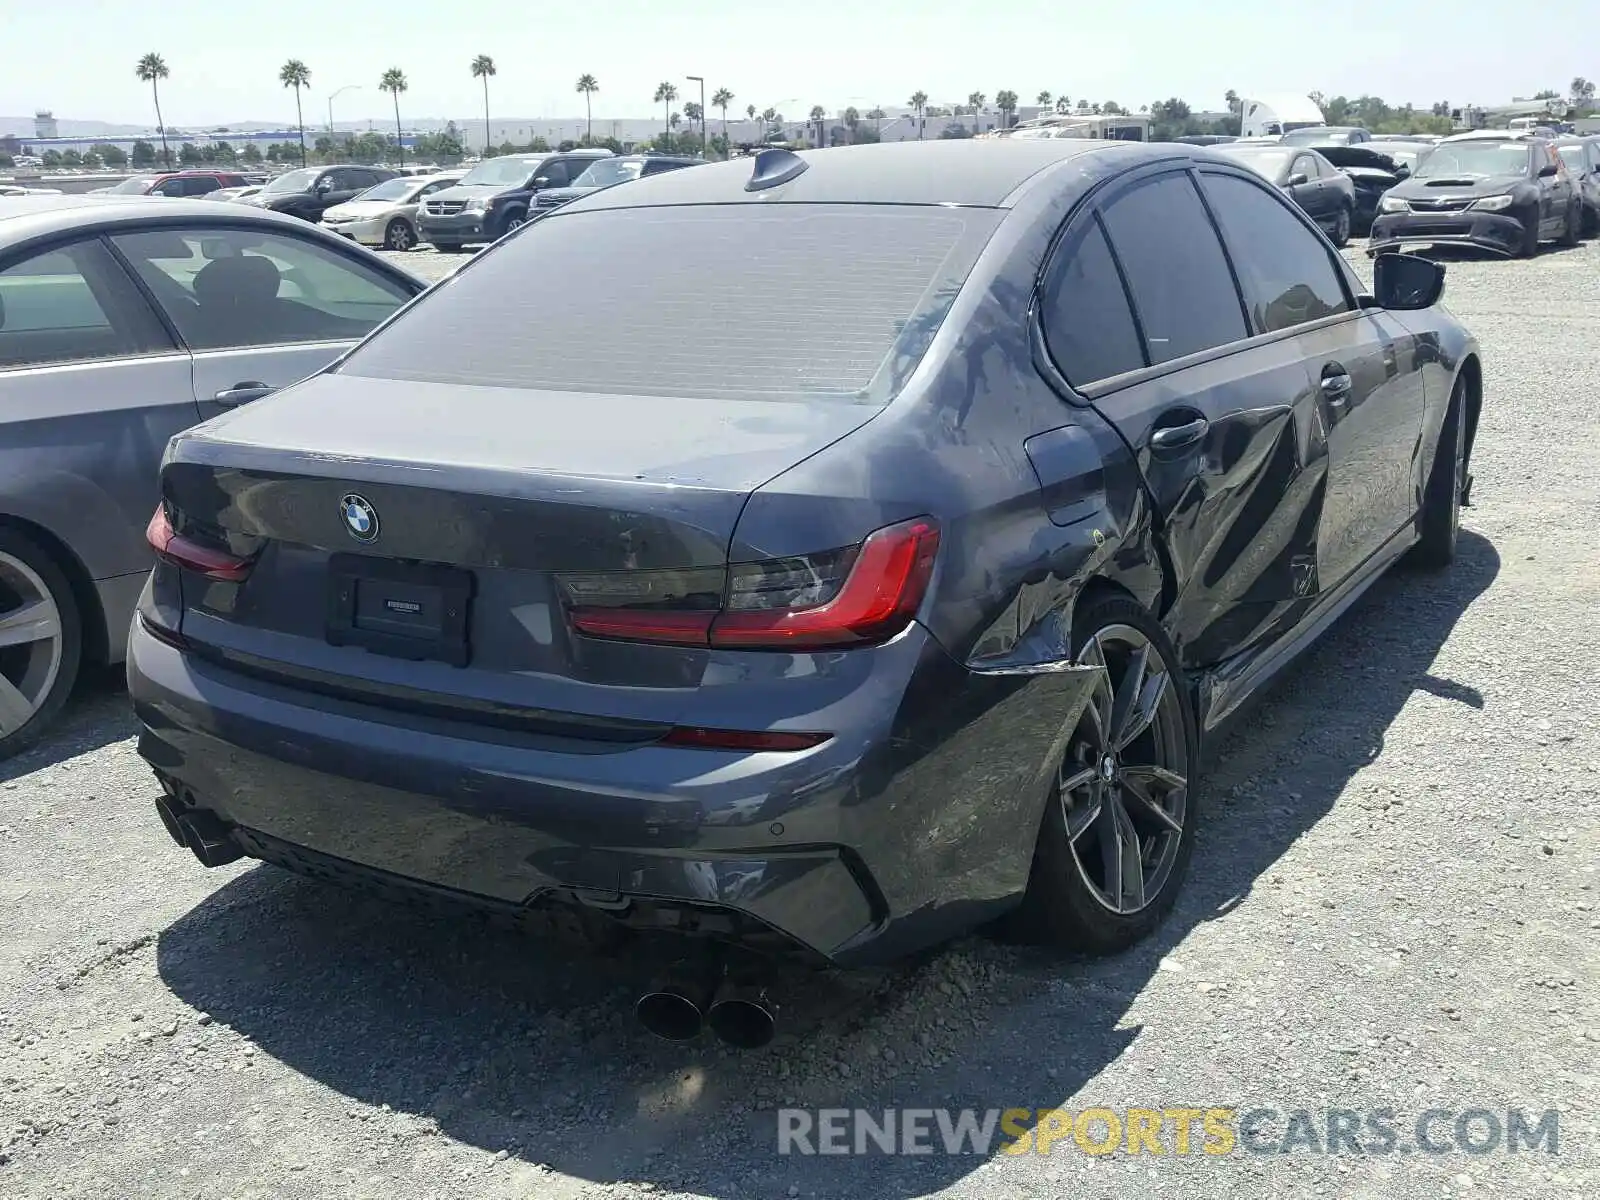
xmin=326 ymin=554 xmax=473 ymax=667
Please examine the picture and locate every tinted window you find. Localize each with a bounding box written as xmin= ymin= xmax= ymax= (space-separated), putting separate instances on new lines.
xmin=1202 ymin=172 xmax=1352 ymax=333
xmin=183 ymin=177 xmax=221 ymax=196
xmin=0 ymin=241 xmax=171 ymax=370
xmin=111 ymin=227 xmax=414 ymax=351
xmin=536 ymin=161 xmax=573 ymax=187
xmin=1098 ymin=173 xmax=1247 ymax=365
xmin=1040 ymin=217 xmax=1145 ymax=385
xmin=341 ymin=204 xmax=1001 ymax=403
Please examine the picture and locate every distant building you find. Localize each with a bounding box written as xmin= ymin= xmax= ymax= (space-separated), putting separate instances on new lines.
xmin=34 ymin=111 xmax=59 ymax=139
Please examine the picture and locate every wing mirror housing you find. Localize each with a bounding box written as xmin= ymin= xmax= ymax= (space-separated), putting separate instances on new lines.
xmin=532 ymin=176 xmax=551 ymax=188
xmin=1369 ymin=252 xmax=1445 ymax=311
xmin=1538 ymin=163 xmax=1559 ymax=177
xmin=1287 ymin=172 xmax=1309 ymax=186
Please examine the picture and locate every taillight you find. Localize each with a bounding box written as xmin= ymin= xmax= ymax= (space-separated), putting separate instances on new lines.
xmin=562 ymin=517 xmax=940 ymax=651
xmin=145 ymin=505 xmax=254 ymax=583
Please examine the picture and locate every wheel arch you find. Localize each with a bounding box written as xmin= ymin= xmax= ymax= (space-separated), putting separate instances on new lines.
xmin=1457 ymin=352 xmax=1483 ymax=471
xmin=0 ymin=513 xmax=108 ymax=666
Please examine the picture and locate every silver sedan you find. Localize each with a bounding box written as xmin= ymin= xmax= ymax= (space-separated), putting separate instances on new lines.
xmin=0 ymin=194 xmax=428 ymax=757
xmin=318 ymin=172 xmax=461 ymax=251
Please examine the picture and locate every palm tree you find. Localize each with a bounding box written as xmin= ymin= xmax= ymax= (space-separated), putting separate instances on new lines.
xmin=909 ymin=90 xmax=928 ymax=138
xmin=867 ymin=107 xmax=886 ymax=136
xmin=996 ymin=90 xmax=1019 ymax=129
xmin=967 ymin=91 xmax=986 ymax=134
xmin=470 ymin=56 xmax=496 ymax=156
xmin=278 ymin=60 xmax=311 ymax=167
xmin=654 ymin=82 xmax=678 ymax=140
xmin=1056 ymin=95 xmax=1071 ymax=114
xmin=576 ymin=74 xmax=599 ymax=143
xmin=843 ymin=106 xmax=860 ymax=143
xmin=1036 ymin=90 xmax=1052 ymax=110
xmin=808 ymin=105 xmax=826 ymax=147
xmin=1572 ymin=77 xmax=1596 ymax=106
xmin=760 ymin=107 xmax=778 ymax=141
xmin=712 ymin=88 xmax=733 ymax=155
xmin=135 ymin=53 xmax=172 ymax=169
xmin=379 ymin=68 xmax=408 ymax=167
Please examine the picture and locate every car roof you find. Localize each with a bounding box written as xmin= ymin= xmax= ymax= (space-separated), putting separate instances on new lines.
xmin=0 ymin=193 xmax=361 ymax=248
xmin=563 ymin=139 xmax=1171 ymax=213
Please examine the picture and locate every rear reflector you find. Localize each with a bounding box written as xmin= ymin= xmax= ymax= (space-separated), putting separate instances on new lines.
xmin=660 ymin=726 xmax=831 ymax=752
xmin=145 ymin=505 xmax=254 ymax=583
xmin=564 ymin=516 xmax=940 ymax=652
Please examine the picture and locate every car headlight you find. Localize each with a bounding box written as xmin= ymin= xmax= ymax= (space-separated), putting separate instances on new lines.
xmin=1469 ymin=193 xmax=1515 ymax=212
xmin=1378 ymin=195 xmax=1410 ymax=213
xmin=462 ymin=198 xmax=488 ymax=213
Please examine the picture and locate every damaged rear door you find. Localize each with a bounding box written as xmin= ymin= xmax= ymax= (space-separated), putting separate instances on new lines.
xmin=1059 ymin=166 xmax=1330 ymax=670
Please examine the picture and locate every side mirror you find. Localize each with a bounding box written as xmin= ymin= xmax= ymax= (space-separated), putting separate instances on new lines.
xmin=1287 ymin=172 xmax=1309 ymax=186
xmin=1394 ymin=165 xmax=1410 ymax=179
xmin=1538 ymin=163 xmax=1559 ymax=177
xmin=316 ymin=178 xmax=334 ymax=192
xmin=1373 ymin=252 xmax=1445 ymax=310
xmin=532 ymin=176 xmax=550 ymax=188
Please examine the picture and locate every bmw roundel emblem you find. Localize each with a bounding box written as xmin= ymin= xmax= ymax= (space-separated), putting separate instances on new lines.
xmin=339 ymin=493 xmax=380 ymax=544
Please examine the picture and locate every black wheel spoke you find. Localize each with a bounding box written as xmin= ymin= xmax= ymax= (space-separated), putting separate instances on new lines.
xmin=1108 ymin=641 xmax=1149 ymax=748
xmin=1118 ymin=662 xmax=1169 ymax=752
xmin=1077 ymin=633 xmax=1114 ymax=734
xmin=1064 ymin=783 xmax=1102 ymax=842
xmin=1121 ymin=777 xmax=1184 ymax=835
xmin=1109 ymin=795 xmax=1145 ymax=911
xmin=1122 ymin=763 xmax=1188 ymax=792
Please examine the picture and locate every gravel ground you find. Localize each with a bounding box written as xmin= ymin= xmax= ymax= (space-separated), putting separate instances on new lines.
xmin=2 ymin=239 xmax=1596 ymax=1200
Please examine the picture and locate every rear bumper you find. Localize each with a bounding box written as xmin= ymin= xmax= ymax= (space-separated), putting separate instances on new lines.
xmin=1368 ymin=210 xmax=1526 ymax=255
xmin=128 ymin=613 xmax=1099 ymax=967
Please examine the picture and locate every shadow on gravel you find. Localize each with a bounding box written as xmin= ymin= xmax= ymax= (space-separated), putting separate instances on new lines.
xmin=153 ymin=531 xmax=1499 ymax=1197
xmin=0 ymin=665 xmax=137 ymax=784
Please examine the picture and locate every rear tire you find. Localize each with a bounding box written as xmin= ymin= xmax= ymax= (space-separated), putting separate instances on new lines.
xmin=1331 ymin=204 xmax=1352 ymax=249
xmin=1410 ymin=378 xmax=1466 ymax=570
xmin=1007 ymin=595 xmax=1200 ymax=955
xmin=1518 ymin=209 xmax=1540 ymax=257
xmin=383 ymin=219 xmax=416 ymax=251
xmin=0 ymin=529 xmax=83 ymax=762
xmin=432 ymin=242 xmax=466 ymax=254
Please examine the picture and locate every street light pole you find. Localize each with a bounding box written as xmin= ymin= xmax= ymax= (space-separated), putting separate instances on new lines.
xmin=328 ymin=85 xmax=360 ymax=156
xmin=686 ymin=75 xmax=706 ymax=157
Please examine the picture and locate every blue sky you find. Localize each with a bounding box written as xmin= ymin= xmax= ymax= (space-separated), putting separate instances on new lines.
xmin=4 ymin=0 xmax=1594 ymax=125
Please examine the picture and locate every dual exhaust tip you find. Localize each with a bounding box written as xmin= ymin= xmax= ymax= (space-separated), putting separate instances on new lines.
xmin=154 ymin=793 xmax=243 ymax=869
xmin=636 ymin=973 xmax=777 ymax=1049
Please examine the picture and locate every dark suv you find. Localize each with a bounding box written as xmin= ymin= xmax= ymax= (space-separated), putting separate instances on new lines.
xmin=531 ymin=154 xmax=702 ymax=216
xmin=241 ymin=165 xmax=400 ymax=223
xmin=418 ymin=149 xmax=614 ymax=252
xmin=1370 ymin=135 xmax=1581 ymax=257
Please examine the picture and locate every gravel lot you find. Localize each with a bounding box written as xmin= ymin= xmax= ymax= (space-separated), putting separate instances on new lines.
xmin=2 ymin=239 xmax=1596 ymax=1200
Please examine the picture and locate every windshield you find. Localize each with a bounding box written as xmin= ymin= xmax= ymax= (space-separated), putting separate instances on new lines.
xmin=1213 ymin=146 xmax=1293 ymax=179
xmin=108 ymin=176 xmax=159 ymax=194
xmin=261 ymin=167 xmax=319 ymax=194
xmin=1415 ymin=142 xmax=1530 ymax=179
xmin=340 ymin=205 xmax=1001 ymax=404
xmin=355 ymin=177 xmax=425 ymax=202
xmin=1558 ymin=144 xmax=1588 ymax=171
xmin=458 ymin=157 xmax=541 ymax=186
xmin=571 ymin=159 xmax=645 ymax=188
xmin=1385 ymin=147 xmax=1431 ymax=172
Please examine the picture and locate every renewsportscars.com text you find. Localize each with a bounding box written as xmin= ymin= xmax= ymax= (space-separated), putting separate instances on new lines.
xmin=776 ymin=1107 xmax=1560 ymax=1157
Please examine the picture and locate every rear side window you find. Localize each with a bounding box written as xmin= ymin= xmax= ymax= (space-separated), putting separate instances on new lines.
xmin=1201 ymin=172 xmax=1352 ymax=333
xmin=1039 ymin=218 xmax=1145 ymax=385
xmin=340 ymin=205 xmax=1001 ymax=404
xmin=1098 ymin=173 xmax=1247 ymax=366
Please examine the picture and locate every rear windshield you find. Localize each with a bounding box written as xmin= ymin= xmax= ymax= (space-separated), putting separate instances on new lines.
xmin=339 ymin=204 xmax=1000 ymax=404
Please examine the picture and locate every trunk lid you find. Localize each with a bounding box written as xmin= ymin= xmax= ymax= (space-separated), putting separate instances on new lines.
xmin=161 ymin=372 xmax=879 ymax=728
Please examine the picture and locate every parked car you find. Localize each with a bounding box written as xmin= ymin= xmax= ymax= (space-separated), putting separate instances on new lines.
xmin=417 ymin=149 xmax=613 ymax=252
xmin=127 ymin=142 xmax=1480 ymax=1047
xmin=1372 ymin=133 xmax=1441 ymax=145
xmin=1552 ymin=136 xmax=1600 ymax=235
xmin=0 ymin=195 xmax=427 ymax=758
xmin=1370 ymin=135 xmax=1581 ymax=257
xmin=237 ymin=165 xmax=400 ymax=223
xmin=95 ymin=171 xmax=253 ymax=198
xmin=205 ymin=185 xmax=263 ymax=203
xmin=530 ymin=155 xmax=700 ymax=217
xmin=1209 ymin=142 xmax=1358 ymax=245
xmin=320 ymin=172 xmax=462 ymax=250
xmin=1281 ymin=125 xmax=1372 ymax=146
xmin=1358 ymin=139 xmax=1436 ymax=177
xmin=1310 ymin=144 xmax=1411 ymax=233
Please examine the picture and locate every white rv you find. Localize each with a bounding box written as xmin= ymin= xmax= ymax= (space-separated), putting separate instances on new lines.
xmin=1239 ymin=94 xmax=1326 ymax=139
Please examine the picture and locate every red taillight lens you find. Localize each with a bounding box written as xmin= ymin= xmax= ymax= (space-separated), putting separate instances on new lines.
xmin=145 ymin=505 xmax=254 ymax=583
xmin=562 ymin=517 xmax=940 ymax=651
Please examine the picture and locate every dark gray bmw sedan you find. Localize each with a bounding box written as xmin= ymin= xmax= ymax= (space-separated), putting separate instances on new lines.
xmin=128 ymin=140 xmax=1481 ymax=1045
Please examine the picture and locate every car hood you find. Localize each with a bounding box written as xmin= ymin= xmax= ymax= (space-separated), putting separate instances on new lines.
xmin=1314 ymin=145 xmax=1403 ymax=173
xmin=1389 ymin=173 xmax=1529 ymax=200
xmin=426 ymin=183 xmax=518 ymax=201
xmin=323 ymin=200 xmax=400 ymax=219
